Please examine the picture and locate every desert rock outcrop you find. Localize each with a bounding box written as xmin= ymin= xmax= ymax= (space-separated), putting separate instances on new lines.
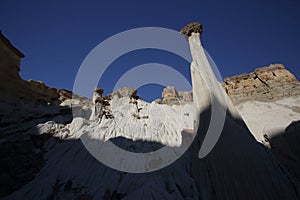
xmin=161 ymin=86 xmax=193 ymax=105
xmin=187 ymin=23 xmax=300 ymax=200
xmin=1 ymin=25 xmax=300 ymax=200
xmin=224 ymin=64 xmax=300 ymax=105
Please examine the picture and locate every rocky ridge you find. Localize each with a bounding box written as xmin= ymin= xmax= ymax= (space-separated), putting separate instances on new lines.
xmin=161 ymin=86 xmax=193 ymax=105
xmin=160 ymin=64 xmax=300 ymax=106
xmin=223 ymin=64 xmax=300 ymax=105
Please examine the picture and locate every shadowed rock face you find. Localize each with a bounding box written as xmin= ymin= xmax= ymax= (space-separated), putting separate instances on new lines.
xmin=0 ymin=33 xmax=90 ymax=107
xmin=0 ymin=33 xmax=58 ymax=103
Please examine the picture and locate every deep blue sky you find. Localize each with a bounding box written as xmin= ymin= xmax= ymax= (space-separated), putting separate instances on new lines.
xmin=1 ymin=0 xmax=299 ymax=101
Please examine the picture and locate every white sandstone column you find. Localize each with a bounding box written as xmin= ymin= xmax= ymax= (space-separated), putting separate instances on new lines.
xmin=187 ymin=31 xmax=241 ymax=120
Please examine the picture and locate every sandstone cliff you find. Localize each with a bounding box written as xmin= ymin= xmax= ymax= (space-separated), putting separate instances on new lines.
xmin=224 ymin=64 xmax=300 ymax=105
xmin=161 ymin=86 xmax=193 ymax=105
xmin=161 ymin=64 xmax=300 ymax=106
xmin=0 ymin=33 xmax=93 ymax=123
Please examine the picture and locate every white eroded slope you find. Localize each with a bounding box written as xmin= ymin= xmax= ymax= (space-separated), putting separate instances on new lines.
xmin=3 ymin=28 xmax=300 ymax=200
xmin=4 ymin=98 xmax=197 ymax=199
xmin=237 ymin=96 xmax=300 ymax=142
xmin=92 ymin=96 xmax=195 ymax=146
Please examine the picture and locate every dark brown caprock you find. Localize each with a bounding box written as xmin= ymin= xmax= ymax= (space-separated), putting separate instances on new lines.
xmin=180 ymin=22 xmax=203 ymax=39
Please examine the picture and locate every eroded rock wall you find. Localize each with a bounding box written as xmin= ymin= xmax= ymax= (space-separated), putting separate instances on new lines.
xmin=0 ymin=33 xmax=61 ymax=104
xmin=224 ymin=64 xmax=300 ymax=105
xmin=161 ymin=86 xmax=193 ymax=105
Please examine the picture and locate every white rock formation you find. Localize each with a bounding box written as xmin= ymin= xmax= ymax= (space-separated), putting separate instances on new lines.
xmin=92 ymin=96 xmax=194 ymax=146
xmin=2 ymin=24 xmax=300 ymax=200
xmin=187 ymin=29 xmax=300 ymax=199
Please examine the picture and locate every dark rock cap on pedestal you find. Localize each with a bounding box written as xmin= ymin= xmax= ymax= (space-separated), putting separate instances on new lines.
xmin=94 ymin=87 xmax=104 ymax=95
xmin=180 ymin=22 xmax=203 ymax=39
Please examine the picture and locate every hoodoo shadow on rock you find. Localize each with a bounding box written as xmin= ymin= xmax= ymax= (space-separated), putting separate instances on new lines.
xmin=0 ymin=121 xmax=197 ymax=199
xmin=110 ymin=136 xmax=165 ymax=153
xmin=184 ymin=21 xmax=300 ymax=199
xmin=269 ymin=120 xmax=300 ymax=184
xmin=1 ymin=23 xmax=300 ymax=200
xmin=190 ymin=102 xmax=300 ymax=200
xmin=1 ymin=101 xmax=300 ymax=199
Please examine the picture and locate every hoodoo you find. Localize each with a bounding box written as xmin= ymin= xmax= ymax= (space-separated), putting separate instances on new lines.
xmin=185 ymin=22 xmax=300 ymax=199
xmin=2 ymin=25 xmax=300 ymax=199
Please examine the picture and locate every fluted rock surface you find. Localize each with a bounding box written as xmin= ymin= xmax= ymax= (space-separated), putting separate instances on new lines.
xmin=186 ymin=20 xmax=300 ymax=199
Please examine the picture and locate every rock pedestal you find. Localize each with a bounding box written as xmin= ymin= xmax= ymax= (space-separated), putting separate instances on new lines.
xmin=186 ymin=22 xmax=300 ymax=200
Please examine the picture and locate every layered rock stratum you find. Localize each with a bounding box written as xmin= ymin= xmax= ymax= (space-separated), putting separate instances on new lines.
xmin=161 ymin=64 xmax=300 ymax=106
xmin=161 ymin=86 xmax=193 ymax=105
xmin=224 ymin=63 xmax=300 ymax=105
xmin=1 ymin=24 xmax=300 ymax=200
